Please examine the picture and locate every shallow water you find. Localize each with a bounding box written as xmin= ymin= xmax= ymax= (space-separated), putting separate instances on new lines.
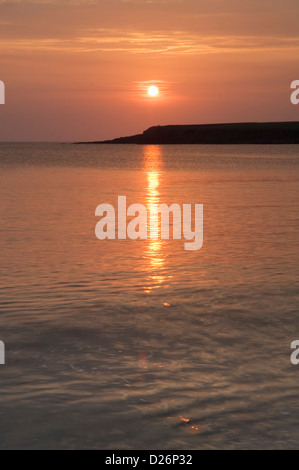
xmin=0 ymin=143 xmax=298 ymax=449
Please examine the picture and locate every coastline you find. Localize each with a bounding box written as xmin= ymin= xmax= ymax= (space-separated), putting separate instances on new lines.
xmin=75 ymin=122 xmax=299 ymax=145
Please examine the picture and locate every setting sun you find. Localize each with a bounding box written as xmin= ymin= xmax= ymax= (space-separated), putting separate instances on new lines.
xmin=148 ymin=86 xmax=159 ymax=97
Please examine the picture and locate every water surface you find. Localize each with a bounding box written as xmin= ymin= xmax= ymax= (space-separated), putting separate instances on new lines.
xmin=0 ymin=143 xmax=298 ymax=449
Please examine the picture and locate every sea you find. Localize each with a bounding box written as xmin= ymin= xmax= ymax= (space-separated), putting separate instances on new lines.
xmin=0 ymin=143 xmax=298 ymax=449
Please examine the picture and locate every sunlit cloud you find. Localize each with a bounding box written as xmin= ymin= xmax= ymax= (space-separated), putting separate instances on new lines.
xmin=1 ymin=29 xmax=299 ymax=55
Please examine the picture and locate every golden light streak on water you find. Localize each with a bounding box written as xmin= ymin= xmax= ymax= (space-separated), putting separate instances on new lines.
xmin=142 ymin=145 xmax=168 ymax=292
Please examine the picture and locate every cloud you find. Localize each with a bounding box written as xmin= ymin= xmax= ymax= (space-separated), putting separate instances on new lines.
xmin=1 ymin=29 xmax=299 ymax=55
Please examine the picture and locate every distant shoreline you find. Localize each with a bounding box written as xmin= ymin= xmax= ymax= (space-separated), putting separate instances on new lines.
xmin=75 ymin=122 xmax=299 ymax=145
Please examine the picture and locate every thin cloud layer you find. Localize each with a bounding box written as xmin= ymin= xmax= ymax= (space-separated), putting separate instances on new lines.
xmin=1 ymin=29 xmax=299 ymax=55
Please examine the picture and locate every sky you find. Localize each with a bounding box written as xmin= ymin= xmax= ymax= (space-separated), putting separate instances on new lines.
xmin=0 ymin=0 xmax=298 ymax=141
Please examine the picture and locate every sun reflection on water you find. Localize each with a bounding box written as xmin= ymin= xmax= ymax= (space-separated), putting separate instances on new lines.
xmin=143 ymin=146 xmax=172 ymax=293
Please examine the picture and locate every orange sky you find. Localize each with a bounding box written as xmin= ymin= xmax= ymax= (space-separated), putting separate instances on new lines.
xmin=0 ymin=0 xmax=298 ymax=141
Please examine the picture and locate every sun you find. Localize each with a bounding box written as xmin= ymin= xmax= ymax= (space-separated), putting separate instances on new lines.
xmin=148 ymin=85 xmax=159 ymax=97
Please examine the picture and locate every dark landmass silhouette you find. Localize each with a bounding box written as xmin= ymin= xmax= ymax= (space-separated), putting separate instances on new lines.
xmin=76 ymin=122 xmax=299 ymax=145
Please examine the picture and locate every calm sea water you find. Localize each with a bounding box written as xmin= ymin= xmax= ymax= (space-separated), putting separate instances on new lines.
xmin=0 ymin=143 xmax=299 ymax=450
